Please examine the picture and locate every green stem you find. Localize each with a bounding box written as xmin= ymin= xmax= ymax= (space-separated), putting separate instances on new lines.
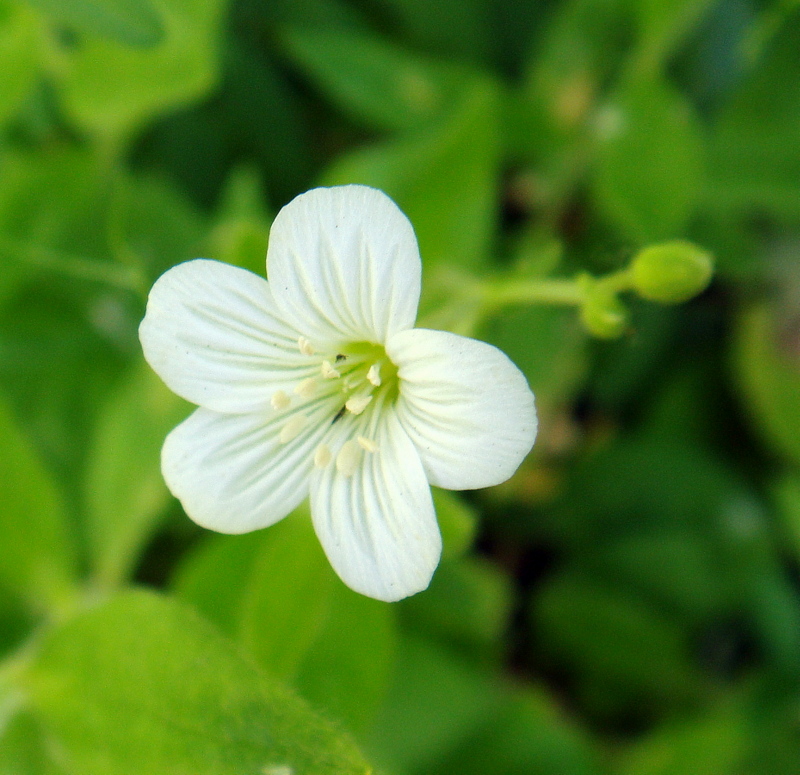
xmin=482 ymin=277 xmax=585 ymax=311
xmin=0 ymin=235 xmax=148 ymax=299
xmin=594 ymin=267 xmax=634 ymax=295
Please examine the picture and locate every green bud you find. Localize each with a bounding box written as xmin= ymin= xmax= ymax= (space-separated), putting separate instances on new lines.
xmin=630 ymin=241 xmax=713 ymax=304
xmin=579 ymin=275 xmax=629 ymax=339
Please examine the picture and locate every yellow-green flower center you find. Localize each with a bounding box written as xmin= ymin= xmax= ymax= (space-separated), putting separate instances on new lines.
xmin=271 ymin=337 xmax=401 ymax=477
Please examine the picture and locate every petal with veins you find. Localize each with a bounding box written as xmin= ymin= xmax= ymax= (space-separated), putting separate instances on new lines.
xmin=310 ymin=412 xmax=441 ymax=602
xmin=162 ymin=404 xmax=331 ymax=534
xmin=387 ymin=328 xmax=537 ymax=491
xmin=267 ymin=186 xmax=421 ymax=344
xmin=140 ymin=259 xmax=316 ymax=413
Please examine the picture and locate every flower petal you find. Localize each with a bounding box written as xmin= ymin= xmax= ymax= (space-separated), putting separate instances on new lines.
xmin=310 ymin=411 xmax=440 ymax=602
xmin=140 ymin=259 xmax=316 ymax=413
xmin=162 ymin=403 xmax=332 ymax=534
xmin=387 ymin=328 xmax=537 ymax=490
xmin=267 ymin=186 xmax=421 ymax=345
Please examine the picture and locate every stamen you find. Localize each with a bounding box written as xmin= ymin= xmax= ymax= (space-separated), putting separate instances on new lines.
xmin=345 ymin=394 xmax=372 ymax=415
xmin=270 ymin=390 xmax=291 ymax=411
xmin=298 ymin=337 xmax=314 ymax=356
xmin=279 ymin=414 xmax=308 ymax=443
xmin=294 ymin=377 xmax=318 ymax=398
xmin=367 ymin=364 xmax=381 ymax=387
xmin=321 ymin=360 xmax=340 ymax=379
xmin=336 ymin=440 xmax=360 ymax=477
xmin=314 ymin=444 xmax=332 ymax=468
xmin=357 ymin=435 xmax=378 ymax=453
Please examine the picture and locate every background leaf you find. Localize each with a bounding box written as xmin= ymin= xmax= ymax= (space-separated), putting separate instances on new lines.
xmin=323 ymin=76 xmax=501 ymax=269
xmin=25 ymin=0 xmax=164 ymax=47
xmin=25 ymin=590 xmax=371 ymax=775
xmin=59 ymin=0 xmax=227 ymax=139
xmin=84 ymin=358 xmax=189 ymax=587
xmin=0 ymin=1 xmax=40 ymax=129
xmin=593 ymin=73 xmax=704 ymax=243
xmin=0 ymin=393 xmax=76 ymax=613
xmin=174 ymin=513 xmax=397 ymax=732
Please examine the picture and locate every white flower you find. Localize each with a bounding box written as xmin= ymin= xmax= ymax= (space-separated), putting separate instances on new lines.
xmin=139 ymin=185 xmax=536 ymax=601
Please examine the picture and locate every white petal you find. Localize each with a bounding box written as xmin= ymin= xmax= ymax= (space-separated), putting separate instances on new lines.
xmin=140 ymin=259 xmax=315 ymax=413
xmin=387 ymin=329 xmax=537 ymax=490
xmin=267 ymin=186 xmax=421 ymax=345
xmin=161 ymin=403 xmax=333 ymax=534
xmin=310 ymin=411 xmax=441 ymax=602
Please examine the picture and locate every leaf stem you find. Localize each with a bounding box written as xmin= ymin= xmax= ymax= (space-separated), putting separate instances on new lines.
xmin=0 ymin=235 xmax=149 ymax=300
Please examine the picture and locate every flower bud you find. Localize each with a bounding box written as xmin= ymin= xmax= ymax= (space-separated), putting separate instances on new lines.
xmin=630 ymin=241 xmax=713 ymax=304
xmin=579 ymin=276 xmax=629 ymax=339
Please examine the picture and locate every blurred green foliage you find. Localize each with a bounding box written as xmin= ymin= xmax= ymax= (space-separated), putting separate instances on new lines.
xmin=1 ymin=0 xmax=800 ymax=772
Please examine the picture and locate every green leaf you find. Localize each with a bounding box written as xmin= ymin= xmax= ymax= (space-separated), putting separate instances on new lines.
xmin=587 ymin=532 xmax=729 ymax=624
xmin=434 ymin=688 xmax=602 ymax=775
xmin=617 ymin=702 xmax=749 ymax=775
xmin=533 ymin=574 xmax=699 ymax=718
xmin=294 ymin=579 xmax=395 ymax=732
xmin=0 ymin=149 xmax=110 ymax=306
xmin=0 ymin=581 xmax=35 ymax=659
xmin=632 ymin=0 xmax=716 ymax=70
xmin=26 ymin=0 xmax=164 ymax=47
xmin=0 ymin=710 xmax=66 ymax=775
xmin=399 ymin=556 xmax=512 ymax=663
xmin=0 ymin=394 xmax=77 ymax=614
xmin=708 ymin=9 xmax=800 ymax=224
xmin=733 ymin=303 xmax=800 ymax=467
xmin=773 ymin=473 xmax=800 ymax=560
xmin=479 ymin=304 xmax=587 ymax=415
xmin=25 ymin=590 xmax=371 ymax=775
xmin=366 ymin=634 xmax=503 ymax=774
xmin=322 ymin=76 xmax=501 ymax=269
xmin=171 ymin=530 xmax=267 ymax=637
xmin=593 ymin=74 xmax=704 ymax=242
xmin=209 ymin=166 xmax=271 ymax=277
xmin=174 ymin=513 xmax=397 ymax=732
xmin=85 ymin=358 xmax=189 ymax=587
xmin=515 ymin=0 xmax=634 ymax=172
xmin=368 ymin=0 xmax=492 ymax=66
xmin=0 ymin=1 xmax=41 ymax=128
xmin=112 ymin=171 xmax=206 ymax=281
xmin=237 ymin=515 xmax=336 ymax=681
xmin=59 ymin=0 xmax=226 ymax=140
xmin=433 ymin=488 xmax=478 ymax=560
xmin=281 ymin=26 xmax=470 ymax=131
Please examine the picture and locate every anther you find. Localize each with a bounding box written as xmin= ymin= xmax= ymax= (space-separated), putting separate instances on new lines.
xmin=345 ymin=394 xmax=372 ymax=415
xmin=270 ymin=390 xmax=291 ymax=411
xmin=321 ymin=360 xmax=340 ymax=379
xmin=357 ymin=436 xmax=378 ymax=453
xmin=336 ymin=440 xmax=360 ymax=477
xmin=314 ymin=444 xmax=332 ymax=468
xmin=279 ymin=414 xmax=308 ymax=444
xmin=298 ymin=337 xmax=314 ymax=356
xmin=294 ymin=377 xmax=317 ymax=398
xmin=367 ymin=364 xmax=381 ymax=387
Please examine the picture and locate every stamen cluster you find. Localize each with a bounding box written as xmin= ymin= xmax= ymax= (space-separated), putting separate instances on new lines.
xmin=271 ymin=337 xmax=395 ymax=477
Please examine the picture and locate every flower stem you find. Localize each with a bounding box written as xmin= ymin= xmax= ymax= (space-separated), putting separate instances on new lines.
xmin=482 ymin=277 xmax=585 ymax=311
